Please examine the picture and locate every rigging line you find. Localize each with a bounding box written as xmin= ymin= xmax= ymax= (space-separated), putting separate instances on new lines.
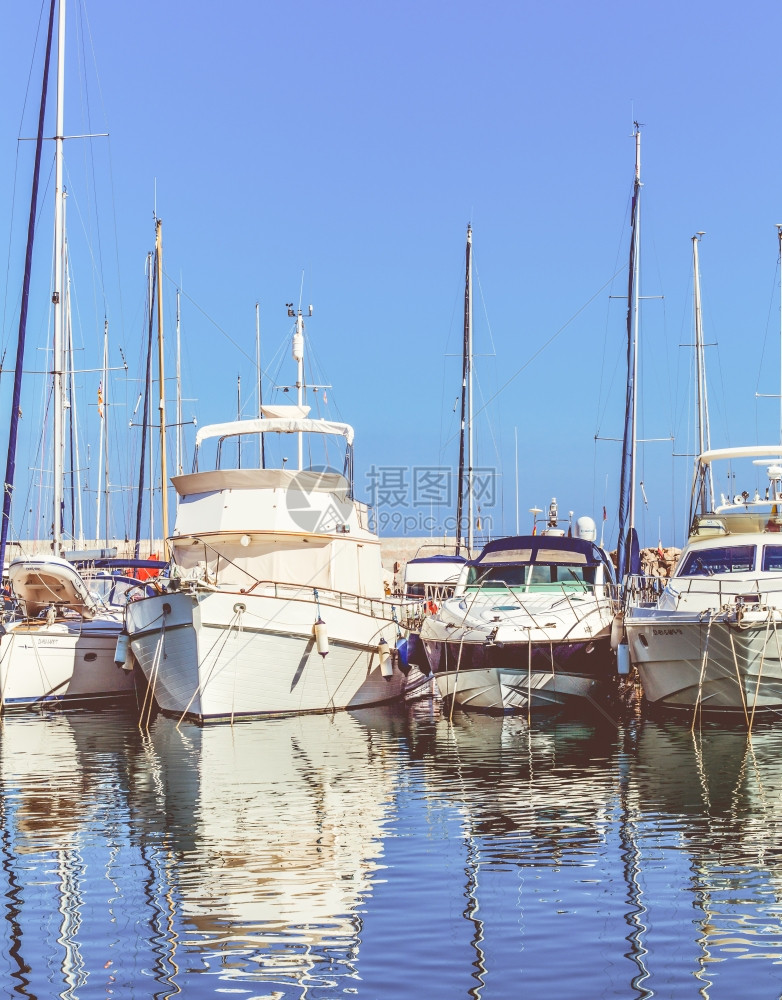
xmin=162 ymin=272 xmax=267 ymax=372
xmin=752 ymin=252 xmax=781 ymax=397
xmin=473 ymin=264 xmax=497 ymax=360
xmin=2 ymin=160 xmax=56 ymax=355
xmin=72 ymin=2 xmax=108 ymax=322
xmin=440 ymin=265 xmax=464 ymax=466
xmin=60 ymin=167 xmax=108 ymax=318
xmin=443 ymin=265 xmax=625 ymax=450
xmin=594 ymin=191 xmax=634 ymax=436
xmin=2 ymin=0 xmax=49 ymax=345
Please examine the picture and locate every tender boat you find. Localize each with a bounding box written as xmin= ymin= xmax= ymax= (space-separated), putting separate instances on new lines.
xmin=408 ymin=503 xmax=618 ymax=712
xmin=625 ymin=447 xmax=782 ymax=714
xmin=403 ymin=548 xmax=467 ymax=603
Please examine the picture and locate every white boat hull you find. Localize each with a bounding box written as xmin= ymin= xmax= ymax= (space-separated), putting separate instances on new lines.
xmin=411 ymin=614 xmax=614 ymax=714
xmin=125 ymin=589 xmax=406 ymax=721
xmin=626 ymin=608 xmax=782 ymax=711
xmin=0 ymin=618 xmax=134 ymax=708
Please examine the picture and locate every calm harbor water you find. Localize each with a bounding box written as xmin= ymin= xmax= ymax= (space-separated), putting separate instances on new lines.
xmin=1 ymin=695 xmax=782 ymax=998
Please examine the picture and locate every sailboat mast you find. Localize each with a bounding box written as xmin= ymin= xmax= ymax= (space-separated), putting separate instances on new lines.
xmin=466 ymin=224 xmax=474 ymax=552
xmin=293 ymin=308 xmax=305 ymax=470
xmin=65 ymin=254 xmax=84 ymax=545
xmin=693 ymin=234 xmax=705 ymax=462
xmin=155 ymin=218 xmax=169 ymax=546
xmin=256 ymin=302 xmax=265 ymax=468
xmin=133 ymin=252 xmax=154 ymax=558
xmin=628 ymin=124 xmax=641 ymax=540
xmin=236 ymin=375 xmax=242 ymax=469
xmin=95 ymin=319 xmax=106 ymax=542
xmin=778 ymin=224 xmax=782 ymax=446
xmin=692 ymin=232 xmax=713 ymax=513
xmin=0 ymin=0 xmax=56 ymax=572
xmin=52 ymin=0 xmax=67 ymax=554
xmin=617 ymin=123 xmax=642 ymax=581
xmin=176 ymin=288 xmax=182 ymax=481
xmin=102 ymin=320 xmax=110 ymax=545
xmin=456 ymin=224 xmax=471 ymax=555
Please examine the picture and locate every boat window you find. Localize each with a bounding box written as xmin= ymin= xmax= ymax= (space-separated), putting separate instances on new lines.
xmin=535 ymin=548 xmax=589 ymax=566
xmin=762 ymin=546 xmax=782 ymax=572
xmin=678 ymin=545 xmax=756 ymax=577
xmin=481 ymin=548 xmax=532 ymax=563
xmin=467 ymin=566 xmax=528 ymax=588
xmin=465 ymin=564 xmax=596 ymax=591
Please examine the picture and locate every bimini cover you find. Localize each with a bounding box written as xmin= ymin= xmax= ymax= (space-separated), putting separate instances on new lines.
xmin=8 ymin=555 xmax=98 ymax=619
xmin=195 ymin=417 xmax=354 ymax=449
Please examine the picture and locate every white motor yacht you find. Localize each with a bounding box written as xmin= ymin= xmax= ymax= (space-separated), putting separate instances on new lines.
xmin=625 ymin=447 xmax=782 ymax=713
xmin=406 ymin=504 xmax=617 ymax=712
xmin=124 ymin=309 xmax=407 ymax=722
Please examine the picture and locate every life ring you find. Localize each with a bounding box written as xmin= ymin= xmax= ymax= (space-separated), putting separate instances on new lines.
xmin=426 ymin=599 xmax=438 ymax=615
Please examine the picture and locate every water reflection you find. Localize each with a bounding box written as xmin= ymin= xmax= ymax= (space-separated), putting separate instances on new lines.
xmin=628 ymin=718 xmax=782 ymax=997
xmin=128 ymin=707 xmax=405 ymax=995
xmin=0 ymin=708 xmax=148 ymax=998
xmin=1 ymin=704 xmax=782 ymax=997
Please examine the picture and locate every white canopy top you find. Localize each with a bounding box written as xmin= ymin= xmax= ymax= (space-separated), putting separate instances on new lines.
xmin=195 ymin=417 xmax=355 ymax=449
xmin=698 ymin=445 xmax=782 ymax=465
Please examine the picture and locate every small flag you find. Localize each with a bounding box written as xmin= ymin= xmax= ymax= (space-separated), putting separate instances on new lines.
xmin=97 ymin=381 xmax=104 ymax=419
xmin=602 ymin=505 xmax=607 ymax=521
xmin=657 ymin=538 xmax=664 ymax=559
xmin=322 ymin=391 xmax=328 ymax=404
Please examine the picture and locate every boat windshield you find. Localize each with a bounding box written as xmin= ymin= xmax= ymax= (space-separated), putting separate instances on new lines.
xmin=678 ymin=545 xmax=756 ymax=577
xmin=762 ymin=545 xmax=782 ymax=572
xmin=465 ymin=563 xmax=597 ymax=592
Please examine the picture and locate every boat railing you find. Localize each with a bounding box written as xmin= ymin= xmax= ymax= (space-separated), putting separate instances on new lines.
xmin=663 ymin=575 xmax=782 ymax=607
xmin=211 ymin=578 xmax=423 ymax=622
xmin=623 ymin=572 xmax=782 ymax=609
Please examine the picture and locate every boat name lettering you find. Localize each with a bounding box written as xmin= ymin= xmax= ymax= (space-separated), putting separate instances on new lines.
xmin=651 ymin=628 xmax=682 ymax=636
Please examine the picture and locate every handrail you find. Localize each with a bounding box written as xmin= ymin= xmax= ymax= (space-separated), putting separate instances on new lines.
xmin=189 ymin=576 xmax=423 ymax=623
xmin=623 ymin=572 xmax=782 ymax=611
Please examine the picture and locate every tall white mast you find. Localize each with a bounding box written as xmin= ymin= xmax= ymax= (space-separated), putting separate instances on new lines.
xmin=628 ymin=123 xmax=642 ymax=538
xmin=52 ymin=0 xmax=66 ymax=554
xmin=262 ymin=302 xmax=264 ymax=469
xmin=778 ymin=224 xmax=782 ymax=446
xmin=292 ymin=308 xmax=305 ymax=470
xmin=514 ymin=426 xmax=519 ymax=535
xmin=692 ymin=232 xmax=713 ymax=513
xmin=175 ymin=287 xmax=182 ymax=483
xmin=102 ymin=320 xmax=110 ymax=544
xmin=155 ymin=218 xmax=169 ymax=547
xmin=466 ymin=224 xmax=474 ymax=551
xmin=95 ymin=321 xmax=108 ymax=543
xmin=64 ymin=241 xmax=84 ymax=545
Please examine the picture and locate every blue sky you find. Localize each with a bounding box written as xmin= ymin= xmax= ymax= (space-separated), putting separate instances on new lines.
xmin=2 ymin=0 xmax=782 ymax=550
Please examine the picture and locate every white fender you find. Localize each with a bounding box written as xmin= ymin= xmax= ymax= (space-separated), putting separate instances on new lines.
xmin=314 ymin=618 xmax=329 ymax=657
xmin=378 ymin=637 xmax=394 ymax=679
